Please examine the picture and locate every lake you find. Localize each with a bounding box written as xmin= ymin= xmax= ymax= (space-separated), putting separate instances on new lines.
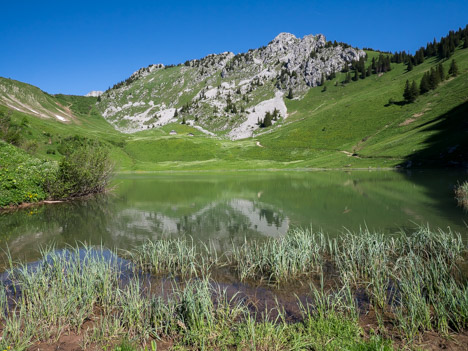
xmin=1 ymin=170 xmax=467 ymax=263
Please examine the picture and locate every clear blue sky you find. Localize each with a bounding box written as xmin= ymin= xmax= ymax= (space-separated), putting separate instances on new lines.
xmin=1 ymin=0 xmax=467 ymax=95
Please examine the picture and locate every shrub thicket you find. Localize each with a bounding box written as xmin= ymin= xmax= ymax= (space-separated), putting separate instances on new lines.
xmin=47 ymin=143 xmax=114 ymax=199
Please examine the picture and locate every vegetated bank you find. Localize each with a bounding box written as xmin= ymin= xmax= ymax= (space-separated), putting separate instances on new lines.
xmin=0 ymin=138 xmax=114 ymax=209
xmin=0 ymin=227 xmax=467 ymax=350
xmin=456 ymin=181 xmax=468 ymax=209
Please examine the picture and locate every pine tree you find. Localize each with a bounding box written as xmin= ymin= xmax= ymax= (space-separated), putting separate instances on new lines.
xmin=437 ymin=63 xmax=445 ymax=81
xmin=352 ymin=69 xmax=359 ymax=81
xmin=366 ymin=65 xmax=372 ymax=77
xmin=464 ymin=33 xmax=468 ymax=48
xmin=403 ymin=80 xmax=411 ymax=102
xmin=407 ymin=60 xmax=413 ymax=71
xmin=287 ymin=88 xmax=293 ymax=99
xmin=181 ymin=116 xmax=186 ymax=124
xmin=420 ymin=73 xmax=430 ymax=94
xmin=410 ymin=81 xmax=419 ymax=102
xmin=261 ymin=111 xmax=272 ymax=128
xmin=428 ymin=67 xmax=440 ymax=90
xmin=320 ymin=73 xmax=325 ymax=86
xmin=360 ymin=67 xmax=366 ymax=79
xmin=449 ymin=59 xmax=459 ymax=76
xmin=371 ymin=57 xmax=376 ymax=73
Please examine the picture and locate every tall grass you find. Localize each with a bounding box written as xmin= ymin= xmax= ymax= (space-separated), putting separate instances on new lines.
xmin=0 ymin=227 xmax=466 ymax=349
xmin=126 ymin=237 xmax=219 ymax=277
xmin=229 ymin=228 xmax=328 ymax=283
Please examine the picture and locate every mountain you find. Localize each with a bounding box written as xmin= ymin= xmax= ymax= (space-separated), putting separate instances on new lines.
xmin=0 ymin=27 xmax=467 ymax=170
xmin=96 ymin=33 xmax=364 ymax=139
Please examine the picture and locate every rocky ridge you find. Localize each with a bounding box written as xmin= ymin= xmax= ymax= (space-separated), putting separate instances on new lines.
xmin=85 ymin=91 xmax=104 ymax=97
xmin=97 ymin=33 xmax=365 ymax=139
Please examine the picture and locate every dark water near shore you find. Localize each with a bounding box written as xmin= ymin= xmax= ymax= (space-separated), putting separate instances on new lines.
xmin=1 ymin=170 xmax=467 ymax=263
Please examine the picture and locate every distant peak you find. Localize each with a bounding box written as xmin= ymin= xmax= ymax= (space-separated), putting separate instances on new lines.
xmin=271 ymin=32 xmax=297 ymax=42
xmin=85 ymin=91 xmax=103 ymax=97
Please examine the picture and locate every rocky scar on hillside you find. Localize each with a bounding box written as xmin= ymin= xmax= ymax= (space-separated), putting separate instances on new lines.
xmin=96 ymin=33 xmax=365 ymax=139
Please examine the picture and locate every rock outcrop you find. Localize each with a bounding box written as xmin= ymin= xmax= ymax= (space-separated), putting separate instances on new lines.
xmin=85 ymin=91 xmax=104 ymax=97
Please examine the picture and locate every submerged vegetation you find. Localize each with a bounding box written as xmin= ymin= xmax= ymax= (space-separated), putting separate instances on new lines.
xmin=0 ymin=227 xmax=467 ymax=350
xmin=455 ymin=181 xmax=468 ymax=209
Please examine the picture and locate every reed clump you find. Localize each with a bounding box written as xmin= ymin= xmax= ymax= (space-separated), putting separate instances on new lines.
xmin=455 ymin=181 xmax=468 ymax=209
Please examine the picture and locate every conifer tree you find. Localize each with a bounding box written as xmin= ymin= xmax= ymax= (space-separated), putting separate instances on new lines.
xmin=320 ymin=73 xmax=325 ymax=86
xmin=403 ymin=80 xmax=411 ymax=102
xmin=437 ymin=63 xmax=445 ymax=81
xmin=287 ymin=88 xmax=293 ymax=99
xmin=352 ymin=69 xmax=359 ymax=81
xmin=464 ymin=33 xmax=468 ymax=48
xmin=410 ymin=81 xmax=419 ymax=101
xmin=366 ymin=65 xmax=372 ymax=77
xmin=407 ymin=60 xmax=413 ymax=71
xmin=420 ymin=73 xmax=430 ymax=94
xmin=449 ymin=59 xmax=459 ymax=76
xmin=428 ymin=67 xmax=440 ymax=90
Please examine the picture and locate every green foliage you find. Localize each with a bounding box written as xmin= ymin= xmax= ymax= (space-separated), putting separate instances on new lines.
xmin=0 ymin=141 xmax=54 ymax=206
xmin=407 ymin=59 xmax=413 ymax=71
xmin=455 ymin=181 xmax=468 ymax=209
xmin=47 ymin=143 xmax=114 ymax=199
xmin=403 ymin=80 xmax=419 ymax=103
xmin=449 ymin=59 xmax=459 ymax=76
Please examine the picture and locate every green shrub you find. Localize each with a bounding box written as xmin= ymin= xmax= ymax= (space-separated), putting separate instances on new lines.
xmin=47 ymin=143 xmax=114 ymax=199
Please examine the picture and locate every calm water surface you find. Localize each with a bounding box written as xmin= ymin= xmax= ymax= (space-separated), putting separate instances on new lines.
xmin=1 ymin=170 xmax=467 ymax=263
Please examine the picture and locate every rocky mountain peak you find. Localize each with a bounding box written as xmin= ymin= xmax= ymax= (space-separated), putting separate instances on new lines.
xmin=97 ymin=32 xmax=366 ymax=139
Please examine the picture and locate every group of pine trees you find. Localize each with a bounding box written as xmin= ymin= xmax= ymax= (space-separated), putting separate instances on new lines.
xmin=392 ymin=25 xmax=468 ymax=72
xmin=403 ymin=59 xmax=459 ymax=103
xmin=258 ymin=109 xmax=281 ymax=128
xmin=341 ymin=54 xmax=391 ymax=84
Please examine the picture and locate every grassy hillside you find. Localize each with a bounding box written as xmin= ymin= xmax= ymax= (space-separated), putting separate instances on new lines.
xmin=120 ymin=46 xmax=468 ymax=170
xmin=1 ymin=40 xmax=467 ymax=173
xmin=253 ymin=47 xmax=468 ymax=168
xmin=0 ymin=80 xmax=134 ymax=169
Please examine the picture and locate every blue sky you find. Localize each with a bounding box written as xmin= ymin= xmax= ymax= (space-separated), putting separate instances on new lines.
xmin=1 ymin=1 xmax=467 ymax=95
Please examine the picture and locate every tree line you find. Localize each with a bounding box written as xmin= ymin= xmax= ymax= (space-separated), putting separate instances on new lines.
xmin=403 ymin=59 xmax=459 ymax=103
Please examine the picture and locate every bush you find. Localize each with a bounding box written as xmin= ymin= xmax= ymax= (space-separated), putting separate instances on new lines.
xmin=47 ymin=143 xmax=114 ymax=199
xmin=455 ymin=181 xmax=468 ymax=209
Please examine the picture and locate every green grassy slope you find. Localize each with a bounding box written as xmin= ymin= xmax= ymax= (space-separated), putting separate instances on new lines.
xmin=0 ymin=78 xmax=135 ymax=169
xmin=254 ymin=47 xmax=468 ymax=168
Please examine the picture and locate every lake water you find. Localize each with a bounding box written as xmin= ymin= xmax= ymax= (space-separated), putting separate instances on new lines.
xmin=1 ymin=170 xmax=467 ymax=263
